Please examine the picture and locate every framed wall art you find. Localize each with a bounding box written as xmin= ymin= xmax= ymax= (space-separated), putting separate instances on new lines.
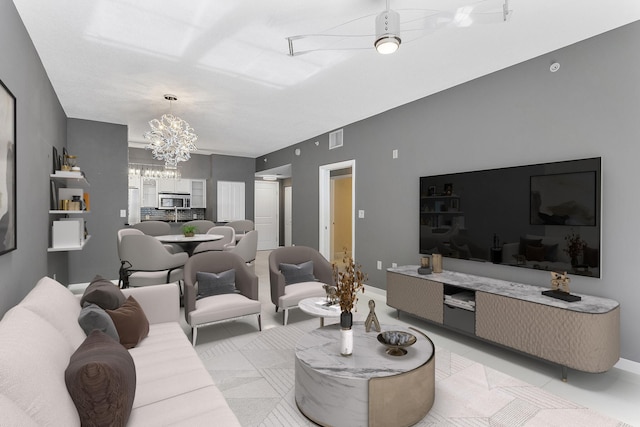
xmin=0 ymin=79 xmax=16 ymax=255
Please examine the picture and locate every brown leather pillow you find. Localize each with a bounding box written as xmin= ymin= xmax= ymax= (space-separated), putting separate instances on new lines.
xmin=106 ymin=296 xmax=149 ymax=349
xmin=65 ymin=330 xmax=136 ymax=427
xmin=80 ymin=275 xmax=125 ymax=310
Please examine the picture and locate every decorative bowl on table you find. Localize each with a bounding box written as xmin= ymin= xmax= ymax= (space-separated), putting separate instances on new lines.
xmin=377 ymin=331 xmax=417 ymax=356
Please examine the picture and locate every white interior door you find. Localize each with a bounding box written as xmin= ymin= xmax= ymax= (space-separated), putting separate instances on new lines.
xmin=255 ymin=180 xmax=279 ymax=250
xmin=284 ymin=186 xmax=292 ymax=246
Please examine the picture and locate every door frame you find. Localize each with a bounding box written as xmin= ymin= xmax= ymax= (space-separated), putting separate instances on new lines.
xmin=319 ymin=160 xmax=355 ymax=261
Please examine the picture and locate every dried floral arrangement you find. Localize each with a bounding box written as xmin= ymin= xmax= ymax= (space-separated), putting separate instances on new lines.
xmin=332 ymin=251 xmax=367 ymax=313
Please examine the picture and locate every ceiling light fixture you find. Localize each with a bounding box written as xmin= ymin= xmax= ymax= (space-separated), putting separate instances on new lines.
xmin=262 ymin=175 xmax=278 ymax=181
xmin=375 ymin=1 xmax=401 ymax=54
xmin=143 ymin=94 xmax=198 ymax=169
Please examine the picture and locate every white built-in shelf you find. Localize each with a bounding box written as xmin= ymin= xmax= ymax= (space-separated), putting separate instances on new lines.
xmin=50 ymin=173 xmax=90 ymax=188
xmin=49 ymin=210 xmax=90 ymax=214
xmin=47 ymin=235 xmax=91 ymax=252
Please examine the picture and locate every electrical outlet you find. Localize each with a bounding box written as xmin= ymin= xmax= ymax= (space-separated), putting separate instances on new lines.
xmin=193 ymin=213 xmax=197 ymax=219
xmin=377 ymin=261 xmax=382 ymax=270
xmin=392 ymin=149 xmax=398 ymax=159
xmin=392 ymin=262 xmax=397 ymax=268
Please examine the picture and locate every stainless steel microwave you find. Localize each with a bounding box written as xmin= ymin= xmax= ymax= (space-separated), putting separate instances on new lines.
xmin=158 ymin=193 xmax=191 ymax=209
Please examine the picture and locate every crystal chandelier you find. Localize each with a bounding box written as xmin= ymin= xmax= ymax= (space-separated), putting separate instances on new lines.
xmin=143 ymin=94 xmax=198 ymax=169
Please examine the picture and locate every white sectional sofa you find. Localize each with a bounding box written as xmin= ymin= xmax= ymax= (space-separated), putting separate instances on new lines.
xmin=0 ymin=277 xmax=240 ymax=426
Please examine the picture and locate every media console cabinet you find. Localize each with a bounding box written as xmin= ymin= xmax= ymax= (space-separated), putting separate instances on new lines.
xmin=387 ymin=266 xmax=620 ymax=380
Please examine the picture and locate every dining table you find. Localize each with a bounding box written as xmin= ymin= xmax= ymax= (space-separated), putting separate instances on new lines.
xmin=155 ymin=234 xmax=224 ymax=256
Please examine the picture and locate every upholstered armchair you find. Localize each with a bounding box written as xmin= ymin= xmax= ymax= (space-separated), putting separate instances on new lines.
xmin=183 ymin=251 xmax=261 ymax=345
xmin=268 ymin=246 xmax=334 ymax=325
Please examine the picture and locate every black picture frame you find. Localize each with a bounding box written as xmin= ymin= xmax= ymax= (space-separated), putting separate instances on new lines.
xmin=0 ymin=79 xmax=16 ymax=255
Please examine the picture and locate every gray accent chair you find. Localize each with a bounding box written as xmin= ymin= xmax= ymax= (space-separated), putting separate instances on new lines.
xmin=182 ymin=220 xmax=216 ymax=234
xmin=193 ymin=226 xmax=236 ymax=254
xmin=268 ymin=246 xmax=333 ymax=325
xmin=225 ymin=230 xmax=258 ymax=272
xmin=119 ymin=234 xmax=188 ymax=287
xmin=225 ymin=219 xmax=255 ymax=241
xmin=183 ymin=251 xmax=262 ymax=345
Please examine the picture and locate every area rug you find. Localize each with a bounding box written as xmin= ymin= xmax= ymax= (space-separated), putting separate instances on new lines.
xmin=196 ymin=319 xmax=629 ymax=427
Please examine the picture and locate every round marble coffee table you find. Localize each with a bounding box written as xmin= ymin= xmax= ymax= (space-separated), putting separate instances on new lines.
xmin=298 ymin=297 xmax=341 ymax=327
xmin=294 ymin=322 xmax=435 ymax=427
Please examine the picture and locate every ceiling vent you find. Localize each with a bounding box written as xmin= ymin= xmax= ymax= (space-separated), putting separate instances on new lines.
xmin=329 ymin=129 xmax=344 ymax=150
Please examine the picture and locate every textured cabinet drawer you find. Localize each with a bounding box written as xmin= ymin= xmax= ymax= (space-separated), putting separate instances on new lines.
xmin=443 ymin=304 xmax=475 ymax=335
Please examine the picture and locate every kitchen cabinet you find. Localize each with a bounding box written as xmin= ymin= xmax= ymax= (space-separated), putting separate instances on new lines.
xmin=142 ymin=178 xmax=158 ymax=207
xmin=157 ymin=178 xmax=190 ymax=193
xmin=190 ymin=179 xmax=206 ymax=208
xmin=128 ymin=174 xmax=140 ymax=189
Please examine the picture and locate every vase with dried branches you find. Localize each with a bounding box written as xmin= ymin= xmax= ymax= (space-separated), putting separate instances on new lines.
xmin=332 ymin=251 xmax=366 ymax=356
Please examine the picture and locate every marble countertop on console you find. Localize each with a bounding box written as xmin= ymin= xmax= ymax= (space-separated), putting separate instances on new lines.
xmin=387 ymin=266 xmax=619 ymax=314
xmin=295 ymin=322 xmax=433 ymax=380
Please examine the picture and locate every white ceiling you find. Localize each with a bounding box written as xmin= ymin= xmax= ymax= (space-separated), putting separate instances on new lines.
xmin=13 ymin=0 xmax=640 ymax=158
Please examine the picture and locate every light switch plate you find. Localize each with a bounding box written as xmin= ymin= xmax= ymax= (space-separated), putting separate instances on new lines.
xmin=358 ymin=210 xmax=365 ymax=218
xmin=120 ymin=209 xmax=127 ymax=218
xmin=377 ymin=261 xmax=382 ymax=270
xmin=392 ymin=149 xmax=398 ymax=159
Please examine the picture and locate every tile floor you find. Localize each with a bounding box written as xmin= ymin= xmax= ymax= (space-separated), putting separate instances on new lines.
xmin=181 ymin=250 xmax=640 ymax=426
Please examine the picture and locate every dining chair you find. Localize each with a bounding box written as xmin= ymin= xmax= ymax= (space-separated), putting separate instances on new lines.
xmin=192 ymin=226 xmax=236 ymax=254
xmin=183 ymin=251 xmax=262 ymax=345
xmin=131 ymin=220 xmax=171 ymax=236
xmin=119 ymin=234 xmax=188 ymax=287
xmin=225 ymin=230 xmax=258 ymax=272
xmin=225 ymin=219 xmax=254 ymax=241
xmin=268 ymin=246 xmax=333 ymax=325
xmin=131 ymin=221 xmax=182 ymax=253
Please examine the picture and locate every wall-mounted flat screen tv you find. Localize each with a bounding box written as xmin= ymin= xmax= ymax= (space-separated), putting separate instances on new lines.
xmin=419 ymin=157 xmax=601 ymax=278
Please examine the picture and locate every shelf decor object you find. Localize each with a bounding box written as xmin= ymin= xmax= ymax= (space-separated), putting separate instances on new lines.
xmin=0 ymin=78 xmax=16 ymax=256
xmin=143 ymin=94 xmax=197 ymax=169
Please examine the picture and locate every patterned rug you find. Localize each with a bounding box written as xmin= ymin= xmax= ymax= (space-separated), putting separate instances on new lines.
xmin=196 ymin=319 xmax=629 ymax=427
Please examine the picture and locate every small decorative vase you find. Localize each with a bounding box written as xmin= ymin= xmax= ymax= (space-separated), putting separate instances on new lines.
xmin=184 ymin=232 xmax=195 ymax=237
xmin=340 ymin=311 xmax=353 ymax=356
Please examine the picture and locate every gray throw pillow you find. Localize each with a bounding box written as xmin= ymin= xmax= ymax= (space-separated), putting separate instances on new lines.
xmin=80 ymin=275 xmax=125 ymax=310
xmin=196 ymin=269 xmax=238 ymax=299
xmin=279 ymin=260 xmax=316 ymax=285
xmin=78 ymin=303 xmax=120 ymax=342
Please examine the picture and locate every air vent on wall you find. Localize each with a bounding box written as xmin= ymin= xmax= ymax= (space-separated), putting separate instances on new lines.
xmin=329 ymin=129 xmax=344 ymax=150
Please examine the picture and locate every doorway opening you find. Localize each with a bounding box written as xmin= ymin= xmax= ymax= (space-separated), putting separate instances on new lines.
xmin=319 ymin=160 xmax=355 ymax=264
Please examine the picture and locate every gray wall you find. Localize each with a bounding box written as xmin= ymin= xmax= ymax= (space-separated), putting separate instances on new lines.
xmin=67 ymin=119 xmax=128 ymax=283
xmin=0 ymin=1 xmax=68 ymax=315
xmin=257 ymin=22 xmax=640 ymax=362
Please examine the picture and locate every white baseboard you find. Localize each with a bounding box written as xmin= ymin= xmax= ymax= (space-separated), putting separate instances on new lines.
xmin=615 ymin=358 xmax=640 ymax=375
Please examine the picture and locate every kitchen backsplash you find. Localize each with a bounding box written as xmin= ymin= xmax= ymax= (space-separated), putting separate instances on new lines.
xmin=140 ymin=207 xmax=206 ymax=222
